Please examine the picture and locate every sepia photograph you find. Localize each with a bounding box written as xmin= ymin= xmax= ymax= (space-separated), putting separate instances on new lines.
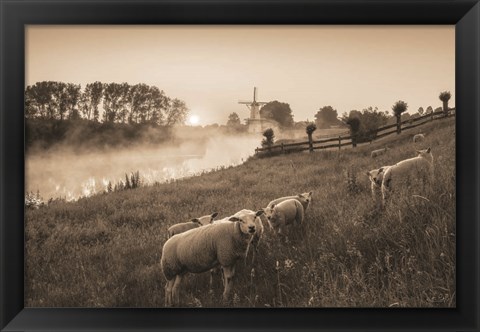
xmin=24 ymin=25 xmax=456 ymax=308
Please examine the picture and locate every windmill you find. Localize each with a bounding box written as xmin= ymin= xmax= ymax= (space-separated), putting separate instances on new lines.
xmin=238 ymin=87 xmax=268 ymax=120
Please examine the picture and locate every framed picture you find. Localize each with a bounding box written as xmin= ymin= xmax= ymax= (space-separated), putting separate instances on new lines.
xmin=1 ymin=0 xmax=479 ymax=331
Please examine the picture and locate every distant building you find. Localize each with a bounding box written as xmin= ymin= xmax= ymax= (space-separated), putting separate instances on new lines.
xmin=238 ymin=87 xmax=279 ymax=134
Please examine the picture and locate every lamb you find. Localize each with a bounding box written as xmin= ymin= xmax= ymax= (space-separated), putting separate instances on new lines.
xmin=366 ymin=166 xmax=390 ymax=206
xmin=263 ymin=191 xmax=312 ymax=227
xmin=161 ymin=209 xmax=264 ymax=306
xmin=381 ymin=148 xmax=434 ymax=204
xmin=268 ymin=191 xmax=312 ymax=211
xmin=166 ymin=212 xmax=218 ymax=239
xmin=413 ymin=133 xmax=426 ymax=143
xmin=370 ymin=147 xmax=389 ymax=158
xmin=268 ymin=198 xmax=305 ymax=235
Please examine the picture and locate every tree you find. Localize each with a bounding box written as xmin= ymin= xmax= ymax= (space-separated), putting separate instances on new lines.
xmin=341 ymin=107 xmax=388 ymax=143
xmin=80 ymin=81 xmax=103 ymax=121
xmin=127 ymin=83 xmax=150 ymax=124
xmin=66 ymin=83 xmax=81 ymax=119
xmin=392 ymin=100 xmax=408 ymax=134
xmin=426 ymin=106 xmax=433 ymax=114
xmin=226 ymin=112 xmax=245 ymax=132
xmin=102 ymin=82 xmax=129 ymax=123
xmin=25 ymin=86 xmax=40 ymax=118
xmin=306 ymin=123 xmax=317 ymax=152
xmin=314 ymin=106 xmax=339 ymax=129
xmin=227 ymin=112 xmax=241 ymax=127
xmin=25 ymin=81 xmax=57 ymax=119
xmin=344 ymin=117 xmax=360 ymax=147
xmin=260 ymin=101 xmax=294 ymax=128
xmin=147 ymin=86 xmax=168 ymax=125
xmin=164 ymin=98 xmax=188 ymax=126
xmin=439 ymin=91 xmax=451 ymax=116
xmin=418 ymin=107 xmax=424 ymax=116
xmin=261 ymin=128 xmax=275 ymax=149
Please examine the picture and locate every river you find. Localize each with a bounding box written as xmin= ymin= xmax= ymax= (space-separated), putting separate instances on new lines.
xmin=26 ymin=135 xmax=260 ymax=201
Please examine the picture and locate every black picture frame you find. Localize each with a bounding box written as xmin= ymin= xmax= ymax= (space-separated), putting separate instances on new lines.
xmin=1 ymin=0 xmax=479 ymax=331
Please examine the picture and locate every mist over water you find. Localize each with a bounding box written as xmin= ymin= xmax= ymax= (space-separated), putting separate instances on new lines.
xmin=26 ymin=133 xmax=260 ymax=201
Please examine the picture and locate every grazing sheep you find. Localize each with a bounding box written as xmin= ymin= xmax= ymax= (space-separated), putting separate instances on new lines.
xmin=370 ymin=147 xmax=389 ymax=158
xmin=268 ymin=199 xmax=305 ymax=235
xmin=263 ymin=191 xmax=312 ymax=227
xmin=381 ymin=148 xmax=434 ymax=204
xmin=161 ymin=209 xmax=264 ymax=306
xmin=366 ymin=166 xmax=391 ymax=206
xmin=413 ymin=133 xmax=426 ymax=143
xmin=167 ymin=212 xmax=218 ymax=239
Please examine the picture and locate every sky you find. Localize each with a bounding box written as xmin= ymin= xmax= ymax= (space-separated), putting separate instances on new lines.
xmin=26 ymin=25 xmax=455 ymax=125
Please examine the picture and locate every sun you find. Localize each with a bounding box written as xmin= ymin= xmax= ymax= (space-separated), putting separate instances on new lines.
xmin=188 ymin=115 xmax=200 ymax=125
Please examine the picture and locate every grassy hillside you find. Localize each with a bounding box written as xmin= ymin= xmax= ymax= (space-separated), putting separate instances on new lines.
xmin=25 ymin=117 xmax=456 ymax=308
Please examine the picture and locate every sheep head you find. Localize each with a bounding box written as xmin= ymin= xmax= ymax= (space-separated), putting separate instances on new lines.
xmin=195 ymin=212 xmax=219 ymax=226
xmin=229 ymin=210 xmax=264 ymax=234
xmin=367 ymin=167 xmax=387 ymax=186
xmin=416 ymin=147 xmax=433 ymax=164
xmin=297 ymin=191 xmax=312 ymax=205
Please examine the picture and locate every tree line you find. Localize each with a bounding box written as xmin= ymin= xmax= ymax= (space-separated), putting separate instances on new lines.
xmin=25 ymin=81 xmax=188 ymax=126
xmin=258 ymin=90 xmax=452 ymax=150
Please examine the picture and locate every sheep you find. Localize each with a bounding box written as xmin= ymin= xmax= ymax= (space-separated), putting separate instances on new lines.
xmin=268 ymin=198 xmax=305 ymax=235
xmin=381 ymin=148 xmax=434 ymax=204
xmin=166 ymin=212 xmax=218 ymax=239
xmin=161 ymin=209 xmax=264 ymax=306
xmin=413 ymin=133 xmax=426 ymax=143
xmin=370 ymin=147 xmax=389 ymax=158
xmin=263 ymin=191 xmax=312 ymax=227
xmin=366 ymin=166 xmax=390 ymax=207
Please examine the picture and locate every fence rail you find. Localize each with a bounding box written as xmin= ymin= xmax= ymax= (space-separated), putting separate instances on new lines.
xmin=255 ymin=109 xmax=454 ymax=154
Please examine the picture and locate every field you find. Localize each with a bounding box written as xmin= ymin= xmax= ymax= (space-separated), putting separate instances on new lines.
xmin=25 ymin=117 xmax=456 ymax=308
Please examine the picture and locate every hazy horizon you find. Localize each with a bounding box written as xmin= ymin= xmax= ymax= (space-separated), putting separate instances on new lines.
xmin=26 ymin=25 xmax=455 ymax=125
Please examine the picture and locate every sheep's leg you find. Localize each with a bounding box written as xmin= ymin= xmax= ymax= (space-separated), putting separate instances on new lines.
xmin=172 ymin=275 xmax=184 ymax=307
xmin=222 ymin=265 xmax=236 ymax=305
xmin=209 ymin=267 xmax=222 ymax=293
xmin=209 ymin=269 xmax=215 ymax=292
xmin=250 ymin=236 xmax=260 ymax=265
xmin=165 ymin=278 xmax=175 ymax=307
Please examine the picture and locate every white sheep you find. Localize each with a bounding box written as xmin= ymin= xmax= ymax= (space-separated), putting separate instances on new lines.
xmin=413 ymin=133 xmax=426 ymax=143
xmin=370 ymin=147 xmax=389 ymax=158
xmin=161 ymin=209 xmax=264 ymax=306
xmin=268 ymin=198 xmax=305 ymax=235
xmin=167 ymin=212 xmax=218 ymax=239
xmin=381 ymin=148 xmax=434 ymax=204
xmin=263 ymin=191 xmax=312 ymax=227
xmin=366 ymin=166 xmax=390 ymax=207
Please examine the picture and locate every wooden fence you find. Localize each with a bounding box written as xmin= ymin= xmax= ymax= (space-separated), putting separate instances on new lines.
xmin=255 ymin=108 xmax=455 ymax=154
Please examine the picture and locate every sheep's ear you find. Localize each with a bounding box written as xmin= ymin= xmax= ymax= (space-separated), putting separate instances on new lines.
xmin=271 ymin=203 xmax=276 ymax=209
xmin=366 ymin=171 xmax=371 ymax=177
xmin=308 ymin=191 xmax=312 ymax=196
xmin=191 ymin=218 xmax=200 ymax=224
xmin=255 ymin=209 xmax=264 ymax=217
xmin=211 ymin=212 xmax=219 ymax=219
xmin=228 ymin=216 xmax=241 ymax=222
xmin=378 ymin=167 xmax=384 ymax=173
xmin=426 ymin=147 xmax=431 ymax=153
xmin=297 ymin=194 xmax=303 ymax=198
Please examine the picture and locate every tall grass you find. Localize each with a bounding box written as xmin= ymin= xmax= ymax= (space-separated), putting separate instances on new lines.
xmin=25 ymin=117 xmax=456 ymax=308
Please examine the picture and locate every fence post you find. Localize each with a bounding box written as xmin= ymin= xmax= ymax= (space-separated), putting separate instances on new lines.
xmin=431 ymin=112 xmax=434 ymax=121
xmin=338 ymin=136 xmax=341 ymax=150
xmin=255 ymin=148 xmax=258 ymax=154
xmin=281 ymin=143 xmax=284 ymax=154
